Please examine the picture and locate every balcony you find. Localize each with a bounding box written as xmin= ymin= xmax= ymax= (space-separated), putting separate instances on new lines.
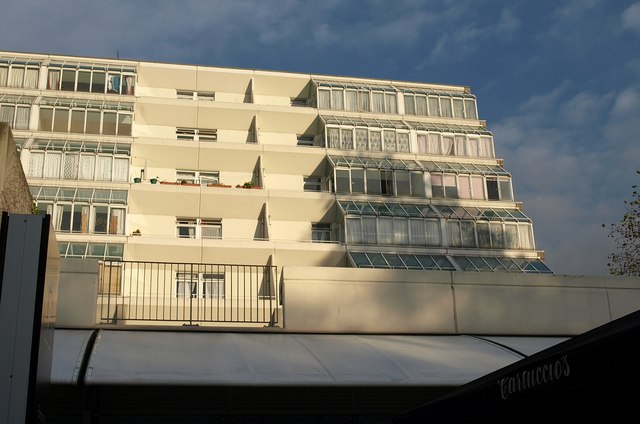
xmin=92 ymin=260 xmax=279 ymax=327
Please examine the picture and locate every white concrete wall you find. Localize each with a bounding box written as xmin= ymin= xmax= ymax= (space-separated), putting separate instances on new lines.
xmin=282 ymin=267 xmax=640 ymax=335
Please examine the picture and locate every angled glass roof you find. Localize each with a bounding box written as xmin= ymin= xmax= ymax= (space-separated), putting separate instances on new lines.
xmin=313 ymin=79 xmax=396 ymax=92
xmin=420 ymin=161 xmax=510 ymax=176
xmin=30 ymin=186 xmax=128 ymax=204
xmin=39 ymin=97 xmax=134 ymax=111
xmin=406 ymin=121 xmax=492 ymax=136
xmin=328 ymin=155 xmax=422 ymax=170
xmin=434 ymin=206 xmax=531 ymax=222
xmin=397 ymin=86 xmax=474 ymax=98
xmin=339 ymin=201 xmax=438 ymax=218
xmin=0 ymin=94 xmax=36 ymax=105
xmin=453 ymin=256 xmax=552 ymax=274
xmin=349 ymin=252 xmax=456 ymax=271
xmin=321 ymin=115 xmax=411 ymax=130
xmin=349 ymin=252 xmax=553 ymax=274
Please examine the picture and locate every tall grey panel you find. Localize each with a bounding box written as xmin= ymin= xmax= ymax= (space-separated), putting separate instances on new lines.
xmin=0 ymin=212 xmax=59 ymax=424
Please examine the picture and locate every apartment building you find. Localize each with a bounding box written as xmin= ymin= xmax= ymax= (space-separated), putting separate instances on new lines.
xmin=0 ymin=51 xmax=553 ymax=324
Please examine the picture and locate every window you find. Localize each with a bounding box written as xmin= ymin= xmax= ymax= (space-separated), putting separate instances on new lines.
xmin=38 ymin=105 xmax=132 ymax=136
xmin=312 ymin=223 xmax=332 ymax=242
xmin=0 ymin=104 xmax=30 ymax=130
xmin=0 ymin=63 xmax=39 ymax=88
xmin=176 ymin=272 xmax=224 ymax=299
xmin=303 ymin=176 xmax=323 ymax=192
xmin=48 ymin=67 xmax=135 ymax=95
xmin=59 ymin=242 xmax=123 ymax=260
xmin=200 ymin=220 xmax=222 ymax=239
xmin=317 ymin=83 xmax=398 ymax=114
xmin=177 ymin=90 xmax=215 ymax=101
xmin=176 ymin=170 xmax=219 ymax=185
xmin=98 ymin=262 xmax=122 ymax=295
xmin=31 ymin=187 xmax=126 ymax=235
xmin=296 ymin=135 xmax=317 ymax=146
xmin=52 ymin=203 xmax=125 ymax=235
xmin=324 ymin=118 xmax=411 ymax=153
xmin=331 ymin=161 xmax=426 ymax=198
xmin=28 ymin=145 xmax=129 ymax=182
xmin=176 ymin=218 xmax=221 ymax=239
xmin=486 ymin=177 xmax=513 ymax=201
xmin=431 ymin=174 xmax=458 ymax=198
xmin=403 ymin=90 xmax=479 ymax=120
xmin=290 ymin=97 xmax=309 ymax=107
xmin=176 ymin=128 xmax=217 ymax=142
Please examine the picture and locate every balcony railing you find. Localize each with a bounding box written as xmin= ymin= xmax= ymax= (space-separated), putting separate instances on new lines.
xmin=98 ymin=260 xmax=279 ymax=326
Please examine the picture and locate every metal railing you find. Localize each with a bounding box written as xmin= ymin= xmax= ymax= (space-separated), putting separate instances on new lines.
xmin=98 ymin=260 xmax=279 ymax=326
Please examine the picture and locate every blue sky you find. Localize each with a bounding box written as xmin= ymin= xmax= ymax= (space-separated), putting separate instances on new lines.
xmin=2 ymin=0 xmax=639 ymax=276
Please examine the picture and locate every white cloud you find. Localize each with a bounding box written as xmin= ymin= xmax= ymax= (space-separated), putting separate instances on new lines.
xmin=492 ymin=81 xmax=639 ymax=276
xmin=622 ymin=3 xmax=640 ymax=32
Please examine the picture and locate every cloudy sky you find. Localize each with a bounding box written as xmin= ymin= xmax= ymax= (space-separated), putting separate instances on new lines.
xmin=2 ymin=0 xmax=639 ymax=276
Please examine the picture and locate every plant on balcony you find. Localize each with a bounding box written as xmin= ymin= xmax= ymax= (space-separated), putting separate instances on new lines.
xmin=237 ymin=181 xmax=261 ymax=189
xmin=207 ymin=183 xmax=232 ymax=188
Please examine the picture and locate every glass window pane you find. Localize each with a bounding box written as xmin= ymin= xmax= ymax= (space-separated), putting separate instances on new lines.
xmin=385 ymin=93 xmax=397 ymax=113
xmin=477 ymin=222 xmax=491 ymax=248
xmin=345 ymin=90 xmax=357 ymax=111
xmin=381 ymin=170 xmax=394 ymax=196
xmin=77 ymin=71 xmax=91 ymax=92
xmin=351 ymin=168 xmax=365 ymax=194
xmin=69 ymin=243 xmax=87 ymax=257
xmin=369 ymin=131 xmax=382 ymax=151
xmin=409 ymin=219 xmax=426 ymax=245
xmin=453 ymin=98 xmax=464 ymax=118
xmin=366 ymin=169 xmax=381 ymax=195
xmin=61 ymin=69 xmax=76 ymax=91
xmin=410 ymin=172 xmax=425 ymax=197
xmin=499 ymin=180 xmax=513 ymax=201
xmin=318 ymin=89 xmax=330 ymax=108
xmin=349 ymin=252 xmax=371 ymax=267
xmin=91 ymin=72 xmax=106 ymax=93
xmin=53 ymin=108 xmax=69 ymax=132
xmin=487 ymin=179 xmax=500 ymax=200
xmin=416 ymin=96 xmax=428 ymax=115
xmin=8 ymin=68 xmax=24 ymax=87
xmin=465 ymin=99 xmax=477 ymax=119
xmin=86 ymin=110 xmax=101 ymax=134
xmin=440 ymin=98 xmax=452 ymax=117
xmin=103 ymin=112 xmax=117 ymax=135
xmin=491 ymin=223 xmax=505 ymax=248
xmin=394 ymin=218 xmax=409 ymax=245
xmin=118 ymin=113 xmax=132 ymax=135
xmin=355 ymin=128 xmax=368 ymax=150
xmin=372 ymin=92 xmax=384 ymax=113
xmin=396 ymin=171 xmax=410 ymax=197
xmin=331 ymin=89 xmax=344 ymax=110
xmin=383 ymin=131 xmax=396 ymax=152
xmin=70 ymin=110 xmax=85 ymax=133
xmin=29 ymin=152 xmax=44 ymax=177
xmin=335 ymin=169 xmax=351 ymax=194
xmin=428 ymin=97 xmax=440 ymax=116
xmin=93 ymin=206 xmax=108 ymax=234
xmin=505 ymin=224 xmax=519 ymax=249
xmin=404 ymin=94 xmax=415 ymax=115
xmin=63 ymin=153 xmax=80 ymax=180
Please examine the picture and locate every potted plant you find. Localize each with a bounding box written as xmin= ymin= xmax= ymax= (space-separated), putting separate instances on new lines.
xmin=150 ymin=177 xmax=158 ymax=184
xmin=238 ymin=181 xmax=260 ymax=188
xmin=133 ymin=177 xmax=141 ymax=183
